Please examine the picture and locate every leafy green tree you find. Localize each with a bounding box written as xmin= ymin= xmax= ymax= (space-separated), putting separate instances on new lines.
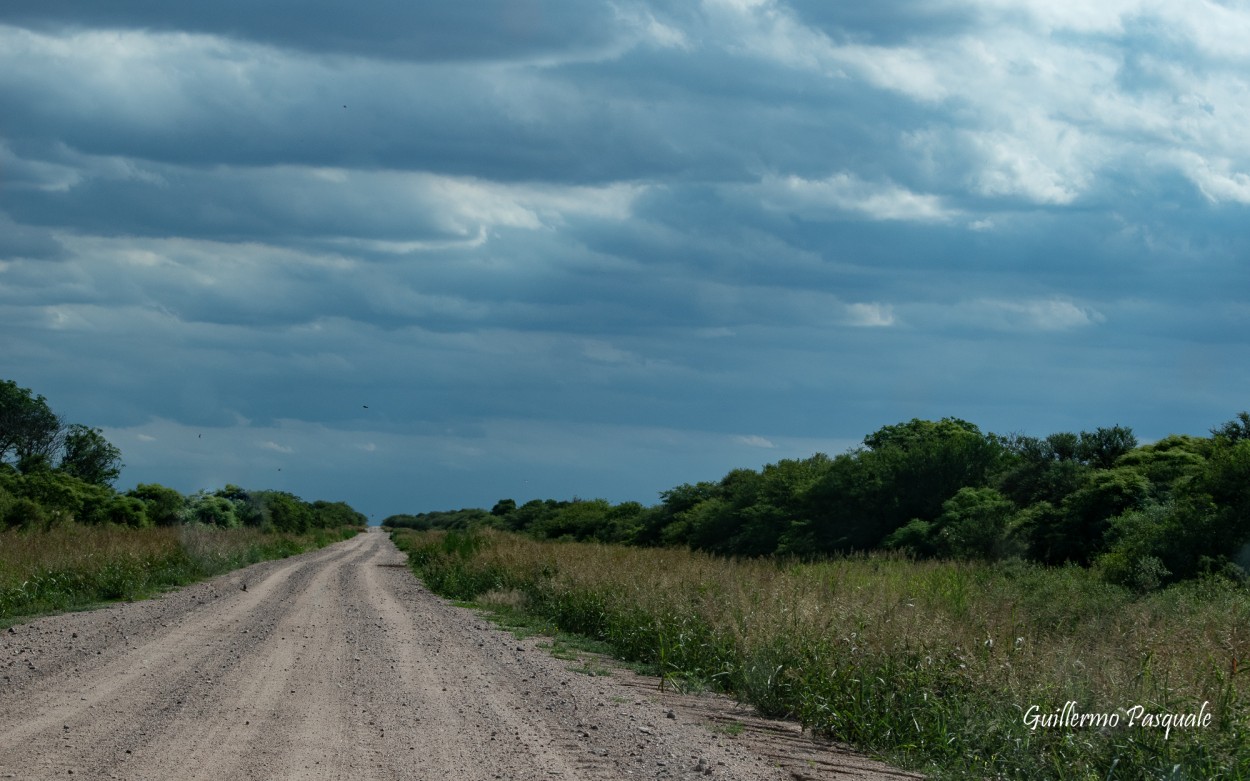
xmin=215 ymin=484 xmax=264 ymax=527
xmin=1210 ymin=411 xmax=1250 ymax=444
xmin=1113 ymin=435 xmax=1209 ymax=498
xmin=996 ymin=433 xmax=1091 ymax=508
xmin=57 ymin=424 xmax=123 ymax=485
xmin=531 ymin=498 xmax=612 ymax=541
xmin=883 ymin=519 xmax=939 ymax=558
xmin=98 ymin=494 xmax=148 ymax=527
xmin=185 ymin=492 xmax=240 ymax=527
xmin=0 ymin=379 xmax=61 ymax=469
xmin=258 ymin=491 xmax=314 ymax=533
xmin=1097 ymin=502 xmax=1177 ymax=590
xmin=1167 ymin=437 xmax=1250 ymax=577
xmin=786 ymin=451 xmax=888 ymax=554
xmin=312 ymin=500 xmax=366 ymax=528
xmin=934 ymin=487 xmax=1018 ymax=560
xmin=1076 ymin=425 xmax=1138 ymax=469
xmin=603 ymin=501 xmax=647 ymax=543
xmin=1032 ymin=468 xmax=1151 ymax=565
xmin=14 ymin=467 xmax=111 ymax=526
xmin=797 ymin=418 xmax=1005 ymax=554
xmin=886 ymin=487 xmax=1019 ymax=560
xmin=634 ymin=482 xmax=722 ymax=546
xmin=663 ymin=496 xmax=730 ymax=548
xmin=1046 ymin=432 xmax=1080 ymax=462
xmin=127 ymin=483 xmax=186 ymax=526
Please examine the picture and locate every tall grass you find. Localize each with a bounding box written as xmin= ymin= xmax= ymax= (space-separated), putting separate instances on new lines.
xmin=0 ymin=523 xmax=359 ymax=623
xmin=393 ymin=528 xmax=1249 ymax=780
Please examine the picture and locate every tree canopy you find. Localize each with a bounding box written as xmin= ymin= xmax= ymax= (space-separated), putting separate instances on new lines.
xmin=389 ymin=412 xmax=1250 ymax=591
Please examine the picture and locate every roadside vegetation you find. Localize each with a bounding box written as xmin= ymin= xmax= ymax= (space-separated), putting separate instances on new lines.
xmin=394 ymin=528 xmax=1249 ymax=780
xmin=387 ymin=414 xmax=1250 ymax=592
xmin=0 ymin=523 xmax=358 ymax=624
xmin=0 ymin=378 xmax=366 ymax=624
xmin=386 ymin=411 xmax=1250 ymax=779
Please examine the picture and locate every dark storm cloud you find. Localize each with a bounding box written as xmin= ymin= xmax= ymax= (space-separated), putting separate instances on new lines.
xmin=0 ymin=1 xmax=619 ymax=61
xmin=3 ymin=1 xmax=1250 ymax=518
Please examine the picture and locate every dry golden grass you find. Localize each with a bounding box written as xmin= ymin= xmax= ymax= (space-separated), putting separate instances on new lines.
xmin=1 ymin=523 xmax=348 ymax=623
xmin=396 ymin=528 xmax=1250 ymax=780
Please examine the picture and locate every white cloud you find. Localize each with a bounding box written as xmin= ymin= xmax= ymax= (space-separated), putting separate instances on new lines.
xmin=1174 ymin=152 xmax=1250 ymax=204
xmin=613 ymin=4 xmax=692 ymax=50
xmin=966 ymin=126 xmax=1087 ymax=205
xmin=826 ymin=42 xmax=950 ymax=102
xmin=976 ymin=298 xmax=1106 ymax=331
xmin=701 ymin=0 xmax=844 ymax=74
xmin=757 ymin=172 xmax=958 ymax=222
xmin=845 ymin=303 xmax=896 ymax=328
xmin=259 ymin=440 xmax=293 ymax=453
xmin=734 ymin=434 xmax=776 ymax=449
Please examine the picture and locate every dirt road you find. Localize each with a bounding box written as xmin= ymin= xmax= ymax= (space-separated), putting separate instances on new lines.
xmin=0 ymin=529 xmax=917 ymax=780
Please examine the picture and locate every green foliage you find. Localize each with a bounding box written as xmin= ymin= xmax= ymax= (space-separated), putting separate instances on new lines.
xmin=127 ymin=483 xmax=186 ymax=526
xmin=384 ymin=507 xmax=492 ymax=531
xmin=394 ymin=412 xmax=1250 ymax=585
xmin=312 ymin=499 xmax=368 ymax=528
xmin=57 ymin=423 xmax=123 ymax=486
xmin=184 ymin=492 xmax=240 ymax=528
xmin=1038 ymin=467 xmax=1152 ymax=565
xmin=256 ymin=491 xmax=313 ymax=533
xmin=0 ymin=379 xmax=61 ymax=467
xmin=1 ymin=523 xmax=361 ymax=623
xmin=887 ymin=487 xmax=1018 ymax=560
xmin=395 ymin=529 xmax=1250 ymax=781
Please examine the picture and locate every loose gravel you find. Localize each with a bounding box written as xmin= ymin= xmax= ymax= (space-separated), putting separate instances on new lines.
xmin=0 ymin=529 xmax=919 ymax=780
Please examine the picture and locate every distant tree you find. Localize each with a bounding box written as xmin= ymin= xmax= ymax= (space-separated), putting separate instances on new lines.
xmin=633 ymin=482 xmax=721 ymax=546
xmin=885 ymin=487 xmax=1018 ymax=560
xmin=259 ymin=491 xmax=313 ymax=533
xmin=185 ymin=492 xmax=240 ymax=527
xmin=845 ymin=418 xmax=1005 ymax=547
xmin=787 ymin=452 xmax=888 ymax=554
xmin=127 ymin=483 xmax=186 ymax=526
xmin=0 ymin=379 xmax=62 ymax=469
xmin=933 ymin=487 xmax=1018 ymax=560
xmin=98 ymin=494 xmax=148 ymax=527
xmin=997 ymin=434 xmax=1091 ymax=507
xmin=312 ymin=499 xmax=367 ymax=528
xmin=1046 ymin=432 xmax=1081 ymax=462
xmin=1113 ymin=435 xmax=1209 ymax=497
xmin=1211 ymin=411 xmax=1250 ymax=444
xmin=57 ymin=424 xmax=123 ymax=485
xmin=215 ymin=484 xmax=264 ymax=527
xmin=1076 ymin=426 xmax=1138 ymax=469
xmin=1032 ymin=468 xmax=1151 ymax=565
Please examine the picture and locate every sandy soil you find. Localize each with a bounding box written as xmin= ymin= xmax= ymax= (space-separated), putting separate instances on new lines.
xmin=0 ymin=529 xmax=920 ymax=780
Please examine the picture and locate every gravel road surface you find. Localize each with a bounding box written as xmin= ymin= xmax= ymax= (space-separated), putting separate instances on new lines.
xmin=0 ymin=529 xmax=918 ymax=780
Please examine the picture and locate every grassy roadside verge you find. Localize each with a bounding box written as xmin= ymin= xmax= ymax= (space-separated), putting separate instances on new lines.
xmin=0 ymin=523 xmax=361 ymax=625
xmin=392 ymin=527 xmax=1249 ymax=780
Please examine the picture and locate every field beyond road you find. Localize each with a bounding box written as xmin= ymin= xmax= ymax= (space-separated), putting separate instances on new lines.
xmin=0 ymin=529 xmax=909 ymax=780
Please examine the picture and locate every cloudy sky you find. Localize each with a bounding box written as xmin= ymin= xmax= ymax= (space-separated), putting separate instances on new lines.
xmin=3 ymin=1 xmax=1248 ymax=520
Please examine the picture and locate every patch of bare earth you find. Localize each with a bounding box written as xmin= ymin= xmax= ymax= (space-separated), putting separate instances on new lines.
xmin=0 ymin=529 xmax=920 ymax=780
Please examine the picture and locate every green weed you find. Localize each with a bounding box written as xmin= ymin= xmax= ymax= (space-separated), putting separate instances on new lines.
xmin=391 ymin=528 xmax=1249 ymax=780
xmin=0 ymin=523 xmax=358 ymax=624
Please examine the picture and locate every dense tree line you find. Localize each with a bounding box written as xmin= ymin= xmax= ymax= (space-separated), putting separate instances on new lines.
xmin=1 ymin=379 xmax=366 ymax=532
xmin=386 ymin=414 xmax=1250 ymax=590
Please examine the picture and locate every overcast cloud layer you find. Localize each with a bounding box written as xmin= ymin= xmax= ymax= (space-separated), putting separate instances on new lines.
xmin=3 ymin=1 xmax=1248 ymax=520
